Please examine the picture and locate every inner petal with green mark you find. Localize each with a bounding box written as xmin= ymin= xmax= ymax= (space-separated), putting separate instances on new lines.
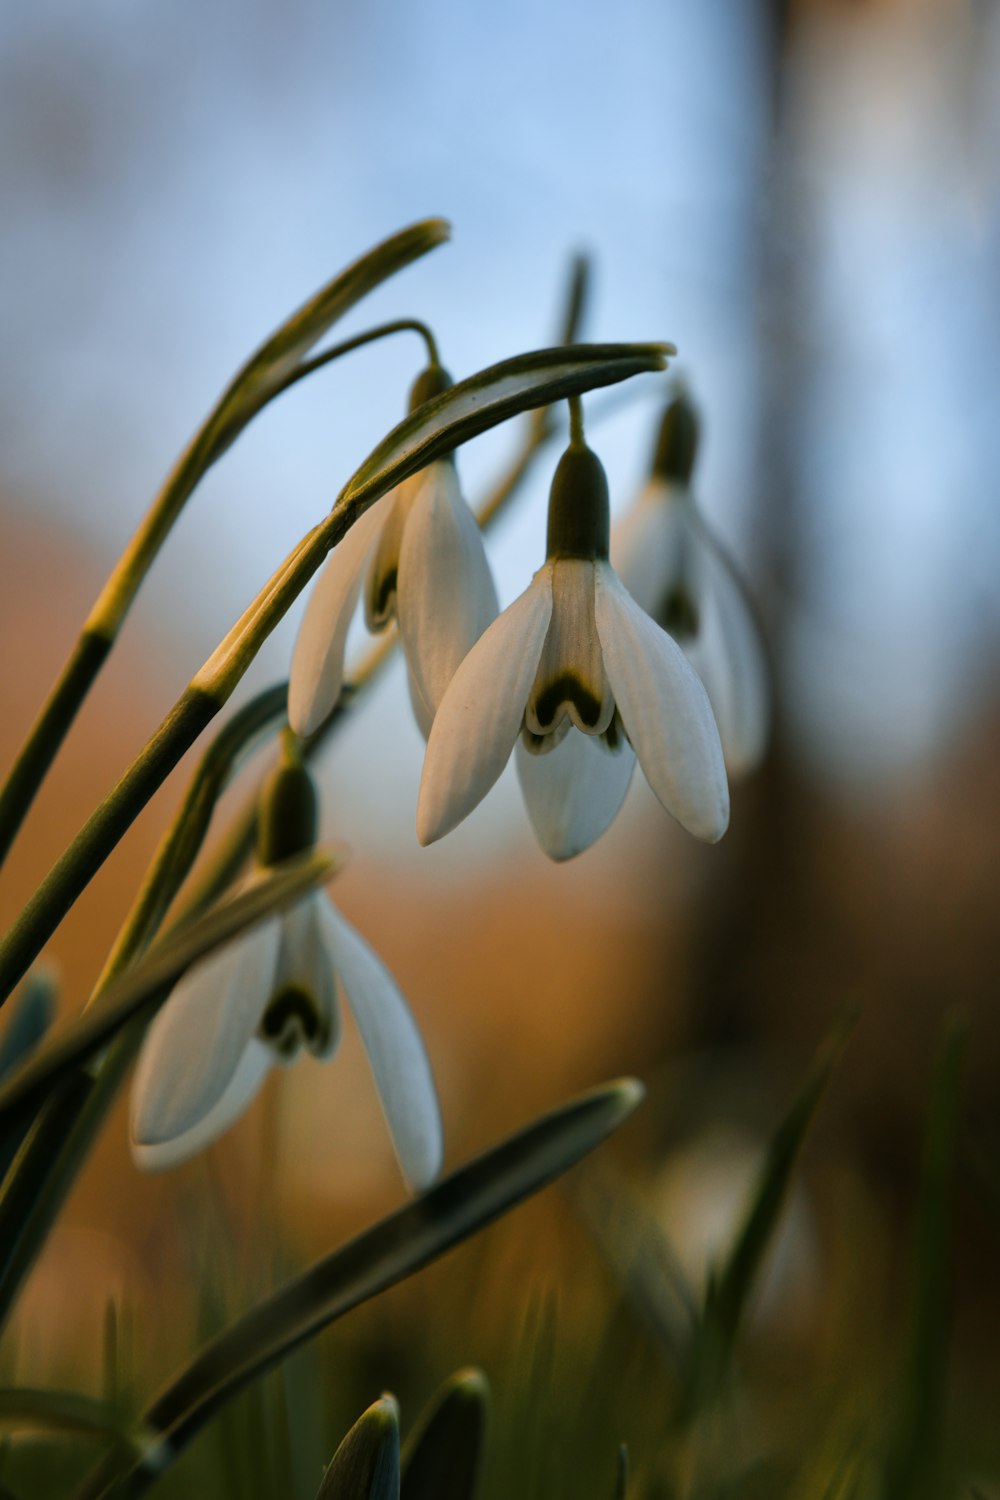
xmin=364 ymin=481 xmax=416 ymax=630
xmin=525 ymin=560 xmax=615 ymax=738
xmin=258 ymin=985 xmax=330 ymax=1060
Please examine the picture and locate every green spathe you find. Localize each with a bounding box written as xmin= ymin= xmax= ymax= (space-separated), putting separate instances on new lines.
xmin=545 ymin=442 xmax=611 ymax=562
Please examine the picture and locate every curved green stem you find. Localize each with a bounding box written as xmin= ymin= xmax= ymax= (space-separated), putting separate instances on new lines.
xmin=178 ymin=255 xmax=593 ymax=908
xmin=0 ymin=222 xmax=449 ymax=869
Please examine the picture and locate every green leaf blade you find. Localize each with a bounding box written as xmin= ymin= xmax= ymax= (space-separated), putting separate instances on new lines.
xmin=207 ymin=219 xmax=451 ymax=461
xmin=80 ymin=1079 xmax=642 ymax=1499
xmin=400 ymin=1369 xmax=489 ymax=1500
xmin=341 ymin=342 xmax=673 ymax=511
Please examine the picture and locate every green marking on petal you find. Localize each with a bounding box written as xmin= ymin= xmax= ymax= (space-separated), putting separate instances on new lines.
xmin=659 ymin=585 xmax=700 ymax=642
xmin=602 ymin=714 xmax=624 ymax=752
xmin=258 ymin=985 xmax=325 ymax=1058
xmin=371 ymin=565 xmax=398 ymax=624
xmin=531 ymin=672 xmax=604 ymax=732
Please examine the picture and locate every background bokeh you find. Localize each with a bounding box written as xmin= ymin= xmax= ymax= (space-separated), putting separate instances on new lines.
xmin=1 ymin=0 xmax=999 ymax=1493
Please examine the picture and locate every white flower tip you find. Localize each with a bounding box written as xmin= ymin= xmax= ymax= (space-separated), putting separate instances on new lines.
xmin=699 ymin=792 xmax=730 ymax=844
xmin=400 ymin=1121 xmax=444 ymax=1193
xmin=415 ymin=777 xmax=465 ymax=847
xmin=287 ymin=685 xmax=327 ymax=740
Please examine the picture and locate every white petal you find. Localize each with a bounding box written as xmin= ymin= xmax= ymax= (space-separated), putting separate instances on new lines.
xmin=416 ymin=570 xmax=554 ymax=845
xmin=130 ymin=918 xmax=282 ymax=1148
xmin=396 ymin=462 xmax=500 ymax=732
xmin=131 ymin=1040 xmax=273 ymax=1172
xmin=516 ymin=727 xmax=636 ymax=861
xmin=595 ymin=566 xmax=729 ymax=842
xmin=612 ymin=478 xmax=690 ymax=619
xmin=288 ymin=496 xmax=392 ymax=737
xmin=688 ymin=519 xmax=770 ymax=777
xmin=317 ymin=899 xmax=442 ymax=1192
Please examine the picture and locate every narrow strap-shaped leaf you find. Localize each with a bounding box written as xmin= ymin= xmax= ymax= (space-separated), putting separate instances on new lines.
xmin=682 ymin=1011 xmax=856 ymax=1416
xmin=0 ymin=851 xmax=339 ymax=1130
xmin=341 ymin=342 xmax=672 ymax=514
xmin=707 ymin=1009 xmax=856 ymax=1347
xmin=78 ymin=1080 xmax=642 ymax=1500
xmin=316 ymin=1397 xmax=400 ymax=1500
xmin=400 ymin=1369 xmax=488 ymax=1500
xmin=0 ymin=1388 xmax=150 ymax=1449
xmin=613 ymin=1443 xmax=628 ymax=1500
xmin=94 ymin=683 xmax=290 ymax=991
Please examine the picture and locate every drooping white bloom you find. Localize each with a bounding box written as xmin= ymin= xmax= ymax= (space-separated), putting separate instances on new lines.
xmin=288 ymin=365 xmax=498 ymax=739
xmin=417 ymin=436 xmax=729 ymax=861
xmin=614 ymin=394 xmax=769 ymax=776
xmin=130 ymin=884 xmax=442 ymax=1189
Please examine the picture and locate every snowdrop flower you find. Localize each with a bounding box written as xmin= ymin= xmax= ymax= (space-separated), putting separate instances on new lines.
xmin=417 ymin=404 xmax=729 ymax=861
xmin=130 ymin=754 xmax=442 ymax=1190
xmin=614 ymin=392 xmax=769 ymax=776
xmin=288 ymin=362 xmax=498 ymax=739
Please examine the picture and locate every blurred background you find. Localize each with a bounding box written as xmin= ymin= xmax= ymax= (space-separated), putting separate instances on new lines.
xmin=1 ymin=0 xmax=999 ymax=1494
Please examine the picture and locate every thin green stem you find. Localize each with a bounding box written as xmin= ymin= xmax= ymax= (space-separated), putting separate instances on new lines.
xmin=0 ymin=689 xmax=219 ymax=1009
xmin=91 ymin=684 xmax=290 ymax=995
xmin=277 ymin=319 xmax=439 ymax=398
xmin=568 ymin=393 xmax=585 ymax=446
xmin=0 ymin=220 xmax=447 ymax=869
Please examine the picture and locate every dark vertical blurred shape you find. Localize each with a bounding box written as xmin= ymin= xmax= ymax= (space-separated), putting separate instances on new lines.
xmin=678 ymin=0 xmax=821 ymax=1063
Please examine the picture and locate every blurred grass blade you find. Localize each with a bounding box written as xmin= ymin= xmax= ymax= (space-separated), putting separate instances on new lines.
xmin=571 ymin=1157 xmax=699 ymax=1370
xmin=79 ymin=1079 xmax=643 ymax=1500
xmin=882 ymin=1018 xmax=966 ymax=1500
xmin=400 ymin=1369 xmax=488 ymax=1500
xmin=0 ymin=852 xmax=339 ymax=1131
xmin=682 ymin=1012 xmax=856 ymax=1417
xmin=341 ymin=342 xmax=673 ymax=511
xmin=316 ymin=1397 xmax=400 ymax=1500
xmin=613 ymin=1443 xmax=628 ymax=1500
xmin=707 ymin=1010 xmax=856 ymax=1350
xmin=0 ymin=1388 xmax=150 ymax=1449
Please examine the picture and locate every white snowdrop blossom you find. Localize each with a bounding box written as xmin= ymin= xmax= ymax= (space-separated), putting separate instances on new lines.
xmin=130 ymin=756 xmax=442 ymax=1190
xmin=130 ymin=887 xmax=442 ymax=1188
xmin=614 ymin=394 xmax=769 ymax=776
xmin=417 ymin=433 xmax=730 ymax=861
xmin=288 ymin=364 xmax=498 ymax=739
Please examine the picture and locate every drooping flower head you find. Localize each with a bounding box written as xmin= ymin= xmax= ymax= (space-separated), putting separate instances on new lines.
xmin=130 ymin=743 xmax=442 ymax=1189
xmin=614 ymin=391 xmax=769 ymax=776
xmin=288 ymin=362 xmax=498 ymax=739
xmin=417 ymin=402 xmax=729 ymax=861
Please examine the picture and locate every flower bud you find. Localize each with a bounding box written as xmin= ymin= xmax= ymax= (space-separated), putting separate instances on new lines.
xmin=651 ymin=392 xmax=699 ymax=483
xmin=408 ymin=362 xmax=452 ymax=412
xmin=257 ymin=758 xmax=318 ymax=866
